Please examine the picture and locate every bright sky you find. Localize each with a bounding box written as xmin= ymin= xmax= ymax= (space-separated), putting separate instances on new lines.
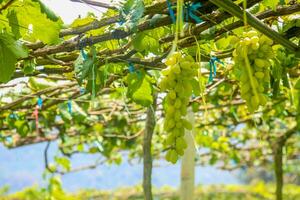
xmin=41 ymin=0 xmax=111 ymax=24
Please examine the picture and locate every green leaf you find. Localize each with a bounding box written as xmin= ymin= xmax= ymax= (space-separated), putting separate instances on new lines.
xmin=28 ymin=77 xmax=57 ymax=91
xmin=71 ymin=16 xmax=95 ymax=28
xmin=132 ymin=31 xmax=160 ymax=54
xmin=54 ymin=157 xmax=71 ymax=172
xmin=7 ymin=10 xmax=21 ymax=39
xmin=127 ymin=72 xmax=153 ymax=106
xmin=58 ymin=104 xmax=73 ymax=122
xmin=14 ymin=120 xmax=29 ymax=137
xmin=10 ymin=0 xmax=62 ymax=44
xmin=74 ymin=54 xmax=94 ymax=85
xmin=0 ymin=32 xmax=28 ymax=83
xmin=89 ymin=147 xmax=99 ymax=154
xmin=295 ymin=78 xmax=300 ymax=90
xmin=127 ymin=73 xmax=144 ymax=97
xmin=120 ymin=0 xmax=144 ymax=30
xmin=191 ymin=78 xmax=200 ymax=96
xmin=263 ymin=0 xmax=280 ymax=10
xmin=32 ymin=0 xmax=61 ymax=21
xmin=72 ymin=101 xmax=88 ymax=121
xmin=22 ymin=60 xmax=36 ymax=75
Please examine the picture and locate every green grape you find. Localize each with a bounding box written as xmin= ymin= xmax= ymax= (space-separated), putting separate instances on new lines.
xmin=255 ymin=72 xmax=264 ymax=79
xmin=165 ymin=57 xmax=176 ymax=66
xmin=176 ymin=121 xmax=183 ymax=129
xmin=174 ymin=111 xmax=181 ymax=121
xmin=174 ymin=98 xmax=182 ymax=108
xmin=181 ymin=106 xmax=187 ymax=116
xmin=161 ymin=67 xmax=171 ymax=76
xmin=233 ymin=30 xmax=273 ymax=112
xmin=159 ymin=51 xmax=198 ymax=163
xmin=180 ymin=61 xmax=191 ymax=69
xmin=172 ymin=64 xmax=181 ymax=74
xmin=175 ymin=137 xmax=187 ymax=151
xmin=255 ymin=58 xmax=265 ymax=68
xmin=166 ymin=105 xmax=175 ymax=115
xmin=176 ymin=148 xmax=185 ymax=156
xmin=169 ymin=90 xmax=176 ymax=99
xmin=166 ymin=134 xmax=176 ymax=145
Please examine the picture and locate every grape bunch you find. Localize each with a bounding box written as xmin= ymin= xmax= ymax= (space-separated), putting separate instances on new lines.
xmin=233 ymin=30 xmax=273 ymax=112
xmin=159 ymin=52 xmax=198 ymax=163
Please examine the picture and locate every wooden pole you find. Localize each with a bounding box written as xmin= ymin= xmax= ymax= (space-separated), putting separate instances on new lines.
xmin=180 ymin=108 xmax=196 ymax=200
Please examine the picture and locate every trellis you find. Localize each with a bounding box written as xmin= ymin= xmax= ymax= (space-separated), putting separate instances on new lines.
xmin=0 ymin=0 xmax=299 ymax=199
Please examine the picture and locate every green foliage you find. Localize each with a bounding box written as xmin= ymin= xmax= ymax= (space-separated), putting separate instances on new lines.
xmin=0 ymin=32 xmax=28 ymax=83
xmin=28 ymin=77 xmax=58 ymax=91
xmin=32 ymin=0 xmax=61 ymax=22
xmin=126 ymin=71 xmax=153 ymax=106
xmin=262 ymin=0 xmax=281 ymax=10
xmin=0 ymin=0 xmax=299 ymax=197
xmin=54 ymin=156 xmax=71 ymax=172
xmin=6 ymin=0 xmax=62 ymax=44
xmin=132 ymin=31 xmax=160 ymax=54
xmin=3 ymin=184 xmax=300 ymax=200
xmin=22 ymin=59 xmax=36 ymax=75
xmin=7 ymin=10 xmax=21 ymax=39
xmin=71 ymin=16 xmax=95 ymax=28
xmin=119 ymin=0 xmax=144 ymax=30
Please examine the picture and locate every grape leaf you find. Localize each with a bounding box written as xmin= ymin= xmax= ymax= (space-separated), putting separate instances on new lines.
xmin=71 ymin=16 xmax=95 ymax=28
xmin=32 ymin=0 xmax=60 ymax=22
xmin=132 ymin=31 xmax=160 ymax=54
xmin=295 ymin=78 xmax=300 ymax=90
xmin=120 ymin=0 xmax=144 ymax=30
xmin=127 ymin=72 xmax=153 ymax=106
xmin=7 ymin=10 xmax=21 ymax=39
xmin=74 ymin=54 xmax=95 ymax=85
xmin=22 ymin=59 xmax=36 ymax=75
xmin=28 ymin=77 xmax=57 ymax=91
xmin=263 ymin=0 xmax=280 ymax=10
xmin=0 ymin=32 xmax=28 ymax=83
xmin=10 ymin=0 xmax=62 ymax=44
xmin=55 ymin=157 xmax=71 ymax=172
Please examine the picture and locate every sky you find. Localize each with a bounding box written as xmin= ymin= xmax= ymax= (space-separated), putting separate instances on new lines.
xmin=41 ymin=0 xmax=111 ymax=24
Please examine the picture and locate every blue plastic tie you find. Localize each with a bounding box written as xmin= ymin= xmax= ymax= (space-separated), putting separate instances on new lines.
xmin=118 ymin=18 xmax=126 ymax=25
xmin=118 ymin=7 xmax=127 ymax=25
xmin=79 ymin=87 xmax=86 ymax=95
xmin=37 ymin=97 xmax=43 ymax=109
xmin=208 ymin=56 xmax=224 ymax=83
xmin=9 ymin=113 xmax=18 ymax=119
xmin=185 ymin=2 xmax=203 ymax=24
xmin=128 ymin=62 xmax=135 ymax=73
xmin=166 ymin=0 xmax=176 ymax=24
xmin=67 ymin=100 xmax=72 ymax=114
xmin=78 ymin=38 xmax=88 ymax=61
xmin=129 ymin=63 xmax=142 ymax=79
xmin=80 ymin=48 xmax=88 ymax=61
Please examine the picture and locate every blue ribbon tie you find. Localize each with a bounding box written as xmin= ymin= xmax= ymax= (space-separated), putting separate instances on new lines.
xmin=185 ymin=2 xmax=203 ymax=24
xmin=209 ymin=56 xmax=224 ymax=83
xmin=9 ymin=113 xmax=18 ymax=119
xmin=37 ymin=97 xmax=43 ymax=109
xmin=67 ymin=100 xmax=72 ymax=114
xmin=128 ymin=62 xmax=135 ymax=73
xmin=129 ymin=63 xmax=142 ymax=79
xmin=79 ymin=87 xmax=86 ymax=95
xmin=166 ymin=0 xmax=176 ymax=24
xmin=80 ymin=48 xmax=88 ymax=61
